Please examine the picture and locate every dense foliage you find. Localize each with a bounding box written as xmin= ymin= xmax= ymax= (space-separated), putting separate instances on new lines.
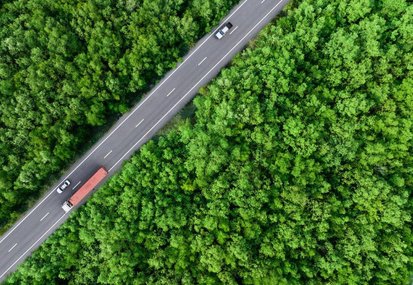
xmin=6 ymin=0 xmax=413 ymax=284
xmin=0 ymin=0 xmax=238 ymax=231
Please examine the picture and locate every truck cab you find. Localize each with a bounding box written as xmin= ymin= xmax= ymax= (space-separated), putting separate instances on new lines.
xmin=62 ymin=201 xmax=73 ymax=212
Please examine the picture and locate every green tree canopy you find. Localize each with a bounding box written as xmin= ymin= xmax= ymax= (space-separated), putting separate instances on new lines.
xmin=5 ymin=0 xmax=413 ymax=284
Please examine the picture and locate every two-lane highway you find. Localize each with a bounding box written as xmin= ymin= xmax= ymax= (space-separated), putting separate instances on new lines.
xmin=0 ymin=0 xmax=289 ymax=281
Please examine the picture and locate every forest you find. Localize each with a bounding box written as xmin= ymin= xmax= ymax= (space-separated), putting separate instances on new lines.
xmin=4 ymin=0 xmax=413 ymax=284
xmin=0 ymin=0 xmax=239 ymax=233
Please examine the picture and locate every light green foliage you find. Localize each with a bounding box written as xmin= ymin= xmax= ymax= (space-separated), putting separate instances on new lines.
xmin=0 ymin=0 xmax=238 ymax=232
xmin=5 ymin=0 xmax=413 ymax=284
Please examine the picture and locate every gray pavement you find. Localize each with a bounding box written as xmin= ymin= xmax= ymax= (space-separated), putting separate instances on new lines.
xmin=0 ymin=0 xmax=289 ymax=282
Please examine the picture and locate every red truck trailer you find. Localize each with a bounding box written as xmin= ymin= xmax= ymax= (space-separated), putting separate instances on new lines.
xmin=62 ymin=167 xmax=108 ymax=212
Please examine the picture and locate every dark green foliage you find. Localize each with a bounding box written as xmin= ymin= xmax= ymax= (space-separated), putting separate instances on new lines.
xmin=0 ymin=0 xmax=238 ymax=232
xmin=5 ymin=0 xmax=413 ymax=284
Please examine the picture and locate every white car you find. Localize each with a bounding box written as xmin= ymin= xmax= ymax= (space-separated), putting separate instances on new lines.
xmin=215 ymin=22 xmax=233 ymax=39
xmin=57 ymin=180 xmax=71 ymax=194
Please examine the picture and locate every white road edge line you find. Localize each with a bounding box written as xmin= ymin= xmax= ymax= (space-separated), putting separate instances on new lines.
xmin=0 ymin=0 xmax=250 ymax=245
xmin=230 ymin=26 xmax=239 ymax=35
xmin=103 ymin=150 xmax=113 ymax=159
xmin=135 ymin=119 xmax=145 ymax=128
xmin=40 ymin=212 xmax=50 ymax=222
xmin=72 ymin=181 xmax=81 ymax=190
xmin=7 ymin=243 xmax=17 ymax=253
xmin=109 ymin=0 xmax=286 ymax=173
xmin=0 ymin=214 xmax=66 ymax=279
xmin=198 ymin=57 xmax=208 ymax=66
xmin=261 ymin=0 xmax=266 ymax=3
xmin=166 ymin=88 xmax=176 ymax=97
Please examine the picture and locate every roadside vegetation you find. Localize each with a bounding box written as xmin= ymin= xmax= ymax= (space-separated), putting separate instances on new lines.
xmin=0 ymin=0 xmax=239 ymax=232
xmin=5 ymin=0 xmax=413 ymax=284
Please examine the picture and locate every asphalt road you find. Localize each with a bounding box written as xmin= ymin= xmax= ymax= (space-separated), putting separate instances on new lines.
xmin=0 ymin=0 xmax=289 ymax=281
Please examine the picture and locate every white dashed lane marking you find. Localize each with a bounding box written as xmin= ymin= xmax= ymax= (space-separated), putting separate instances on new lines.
xmin=198 ymin=57 xmax=207 ymax=66
xmin=135 ymin=119 xmax=145 ymax=128
xmin=230 ymin=26 xmax=239 ymax=35
xmin=8 ymin=244 xmax=17 ymax=253
xmin=72 ymin=181 xmax=81 ymax=190
xmin=40 ymin=212 xmax=49 ymax=222
xmin=104 ymin=150 xmax=113 ymax=159
xmin=166 ymin=88 xmax=176 ymax=97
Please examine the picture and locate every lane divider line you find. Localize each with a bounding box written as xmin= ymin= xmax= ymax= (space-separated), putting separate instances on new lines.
xmin=135 ymin=119 xmax=145 ymax=128
xmin=230 ymin=26 xmax=239 ymax=35
xmin=0 ymin=214 xmax=66 ymax=279
xmin=166 ymin=88 xmax=176 ymax=97
xmin=198 ymin=57 xmax=208 ymax=66
xmin=7 ymin=243 xmax=17 ymax=253
xmin=103 ymin=150 xmax=113 ymax=159
xmin=40 ymin=212 xmax=50 ymax=222
xmin=108 ymin=0 xmax=286 ymax=173
xmin=72 ymin=181 xmax=81 ymax=190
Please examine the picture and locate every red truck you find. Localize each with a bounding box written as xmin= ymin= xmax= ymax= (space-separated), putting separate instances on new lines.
xmin=62 ymin=167 xmax=108 ymax=212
